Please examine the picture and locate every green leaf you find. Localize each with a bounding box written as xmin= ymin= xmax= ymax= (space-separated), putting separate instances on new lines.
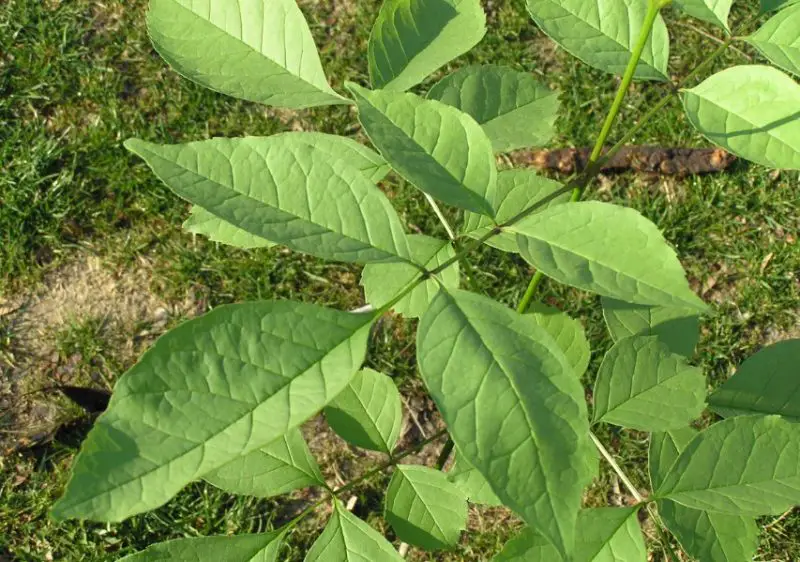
xmin=305 ymin=501 xmax=404 ymax=561
xmin=368 ymin=0 xmax=486 ymax=92
xmin=118 ymin=531 xmax=284 ymax=562
xmin=448 ymin=448 xmax=502 ymax=506
xmin=427 ymin=65 xmax=560 ymax=152
xmin=601 ymin=297 xmax=700 ymax=358
xmin=147 ymin=0 xmax=347 ymax=109
xmin=747 ymin=5 xmax=800 ymax=77
xmin=125 ymin=136 xmax=413 ymax=264
xmin=657 ymin=415 xmax=800 ymax=515
xmin=682 ymin=65 xmax=800 ymax=170
xmin=462 ymin=170 xmax=568 ymax=253
xmin=593 ymin=336 xmax=706 ymax=431
xmin=527 ymin=302 xmax=591 ymax=378
xmin=761 ymin=0 xmax=800 ymax=13
xmin=525 ymin=0 xmax=670 ymax=81
xmin=494 ymin=507 xmax=646 ymax=562
xmin=360 ymin=235 xmax=459 ymax=319
xmin=510 ymin=202 xmax=707 ymax=311
xmin=347 ymin=83 xmax=497 ymax=216
xmin=673 ymin=0 xmax=733 ymax=32
xmin=52 ymin=302 xmax=374 ymax=522
xmin=384 ymin=465 xmax=468 ymax=550
xmin=417 ymin=289 xmax=591 ymax=558
xmin=184 ymin=206 xmax=276 ymax=249
xmin=204 ymin=428 xmax=325 ymax=498
xmin=708 ymin=339 xmax=800 ymax=420
xmin=649 ymin=429 xmax=760 ymax=562
xmin=324 ymin=369 xmax=403 ymax=453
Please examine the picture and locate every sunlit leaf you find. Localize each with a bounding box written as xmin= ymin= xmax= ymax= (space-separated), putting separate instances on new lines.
xmin=525 ymin=0 xmax=670 ymax=80
xmin=369 ymin=0 xmax=486 ymax=92
xmin=747 ymin=4 xmax=800 ymax=77
xmin=682 ymin=65 xmax=800 ymax=170
xmin=527 ymin=302 xmax=591 ymax=378
xmin=510 ymin=202 xmax=707 ymax=311
xmin=761 ymin=0 xmax=800 ymax=13
xmin=448 ymin=448 xmax=502 ymax=506
xmin=52 ymin=302 xmax=374 ymax=521
xmin=306 ymin=501 xmax=404 ymax=561
xmin=119 ymin=531 xmax=284 ymax=561
xmin=324 ymin=369 xmax=403 ymax=453
xmin=417 ymin=289 xmax=591 ymax=557
xmin=147 ymin=0 xmax=347 ymax=108
xmin=673 ymin=0 xmax=733 ymax=32
xmin=427 ymin=65 xmax=560 ymax=152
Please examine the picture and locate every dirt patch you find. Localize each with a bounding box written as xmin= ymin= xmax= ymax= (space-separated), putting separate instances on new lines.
xmin=0 ymin=253 xmax=177 ymax=453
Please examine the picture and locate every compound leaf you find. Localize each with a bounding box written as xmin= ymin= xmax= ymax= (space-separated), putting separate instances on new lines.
xmin=427 ymin=65 xmax=560 ymax=152
xmin=147 ymin=0 xmax=346 ymax=108
xmin=747 ymin=5 xmax=800 ymax=77
xmin=657 ymin=415 xmax=800 ymax=515
xmin=384 ymin=465 xmax=468 ymax=550
xmin=417 ymin=289 xmax=591 ymax=558
xmin=348 ymin=83 xmax=497 ymax=216
xmin=649 ymin=429 xmax=760 ymax=562
xmin=673 ymin=0 xmax=733 ymax=32
xmin=324 ymin=369 xmax=403 ymax=453
xmin=368 ymin=0 xmax=486 ymax=92
xmin=119 ymin=531 xmax=284 ymax=562
xmin=494 ymin=507 xmax=646 ymax=562
xmin=682 ymin=65 xmax=800 ymax=170
xmin=448 ymin=448 xmax=502 ymax=506
xmin=708 ymin=339 xmax=800 ymax=420
xmin=125 ymin=137 xmax=412 ymax=264
xmin=184 ymin=206 xmax=276 ymax=249
xmin=204 ymin=428 xmax=325 ymax=498
xmin=52 ymin=302 xmax=375 ymax=521
xmin=593 ymin=336 xmax=706 ymax=431
xmin=527 ymin=302 xmax=591 ymax=378
xmin=361 ymin=235 xmax=459 ymax=319
xmin=525 ymin=0 xmax=670 ymax=81
xmin=601 ymin=297 xmax=700 ymax=358
xmin=462 ymin=170 xmax=568 ymax=253
xmin=510 ymin=202 xmax=707 ymax=311
xmin=306 ymin=501 xmax=403 ymax=561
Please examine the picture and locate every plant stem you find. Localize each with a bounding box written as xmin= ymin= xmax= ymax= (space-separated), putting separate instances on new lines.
xmin=590 ymin=432 xmax=644 ymax=503
xmin=424 ymin=193 xmax=456 ymax=241
xmin=435 ymin=438 xmax=455 ymax=471
xmin=517 ymin=271 xmax=545 ymax=313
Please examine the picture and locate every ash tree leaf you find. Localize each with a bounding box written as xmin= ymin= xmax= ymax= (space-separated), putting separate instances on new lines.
xmin=494 ymin=507 xmax=646 ymax=562
xmin=324 ymin=368 xmax=403 ymax=453
xmin=183 ymin=206 xmax=276 ymax=249
xmin=682 ymin=65 xmax=800 ymax=170
xmin=417 ymin=289 xmax=592 ymax=558
xmin=601 ymin=297 xmax=700 ymax=358
xmin=593 ymin=336 xmax=706 ymax=431
xmin=305 ymin=500 xmax=404 ymax=561
xmin=527 ymin=302 xmax=591 ymax=378
xmin=673 ymin=0 xmax=733 ymax=32
xmin=361 ymin=235 xmax=459 ymax=319
xmin=448 ymin=448 xmax=502 ymax=506
xmin=510 ymin=202 xmax=707 ymax=311
xmin=525 ymin=0 xmax=670 ymax=81
xmin=657 ymin=415 xmax=800 ymax=515
xmin=746 ymin=5 xmax=800 ymax=78
xmin=52 ymin=301 xmax=375 ymax=522
xmin=649 ymin=429 xmax=760 ymax=562
xmin=462 ymin=170 xmax=568 ymax=253
xmin=384 ymin=465 xmax=468 ymax=550
xmin=204 ymin=427 xmax=325 ymax=498
xmin=118 ymin=531 xmax=284 ymax=562
xmin=761 ymin=0 xmax=800 ymax=13
xmin=147 ymin=0 xmax=347 ymax=109
xmin=708 ymin=339 xmax=800 ymax=420
xmin=368 ymin=0 xmax=486 ymax=92
xmin=182 ymin=133 xmax=390 ymax=250
xmin=347 ymin=83 xmax=498 ymax=216
xmin=427 ymin=65 xmax=561 ymax=152
xmin=125 ymin=136 xmax=413 ymax=264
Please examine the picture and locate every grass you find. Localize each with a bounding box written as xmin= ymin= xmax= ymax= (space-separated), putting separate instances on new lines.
xmin=1 ymin=0 xmax=799 ymax=560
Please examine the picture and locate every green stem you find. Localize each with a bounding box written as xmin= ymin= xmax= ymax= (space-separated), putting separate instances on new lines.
xmin=517 ymin=271 xmax=545 ymax=314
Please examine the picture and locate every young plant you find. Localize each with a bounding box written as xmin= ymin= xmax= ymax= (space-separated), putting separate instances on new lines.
xmin=52 ymin=0 xmax=800 ymax=560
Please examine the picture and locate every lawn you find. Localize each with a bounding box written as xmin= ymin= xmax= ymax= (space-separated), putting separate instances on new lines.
xmin=1 ymin=0 xmax=798 ymax=560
